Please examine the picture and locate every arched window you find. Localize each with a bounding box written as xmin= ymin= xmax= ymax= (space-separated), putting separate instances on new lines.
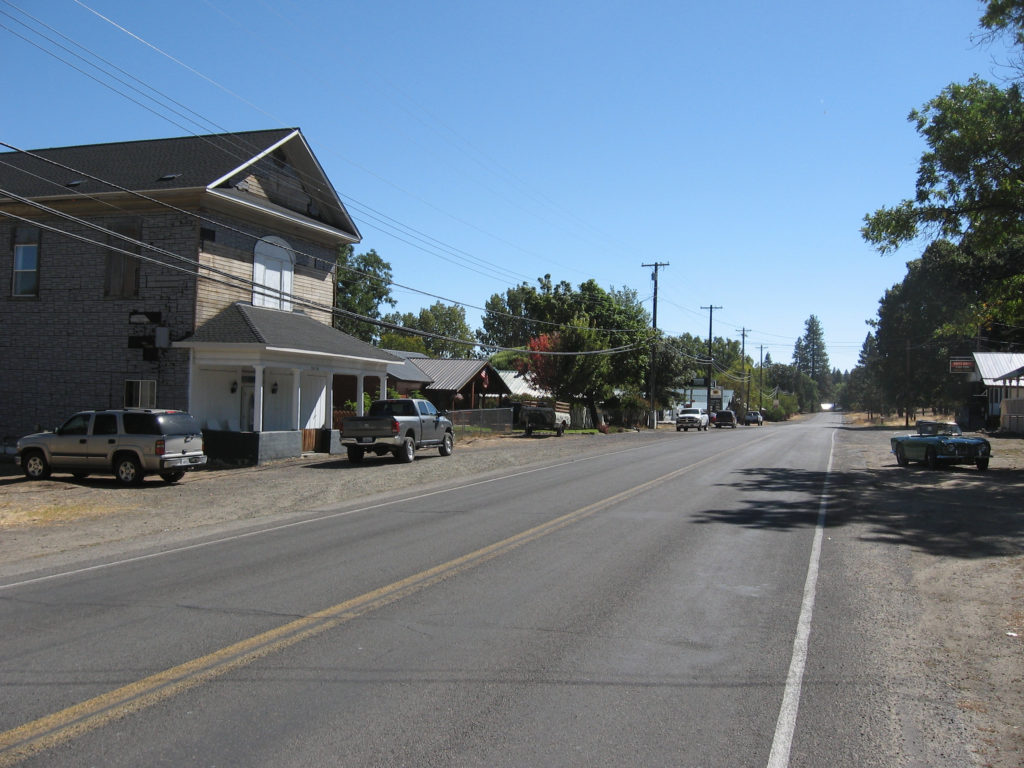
xmin=252 ymin=236 xmax=294 ymax=310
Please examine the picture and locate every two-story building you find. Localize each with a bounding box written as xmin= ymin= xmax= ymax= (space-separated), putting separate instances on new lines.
xmin=1 ymin=128 xmax=398 ymax=464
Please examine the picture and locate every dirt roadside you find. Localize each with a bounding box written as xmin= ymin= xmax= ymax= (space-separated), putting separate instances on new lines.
xmin=1 ymin=420 xmax=1021 ymax=765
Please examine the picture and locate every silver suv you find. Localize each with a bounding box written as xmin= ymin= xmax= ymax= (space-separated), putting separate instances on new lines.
xmin=16 ymin=409 xmax=207 ymax=485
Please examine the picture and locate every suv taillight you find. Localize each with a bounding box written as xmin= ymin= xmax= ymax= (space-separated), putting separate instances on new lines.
xmin=155 ymin=439 xmax=165 ymax=456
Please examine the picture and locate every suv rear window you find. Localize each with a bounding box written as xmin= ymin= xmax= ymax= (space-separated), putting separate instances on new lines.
xmin=121 ymin=412 xmax=201 ymax=435
xmin=155 ymin=413 xmax=202 ymax=435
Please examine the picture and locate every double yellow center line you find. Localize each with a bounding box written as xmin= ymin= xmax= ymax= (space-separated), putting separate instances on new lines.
xmin=1 ymin=449 xmax=725 ymax=765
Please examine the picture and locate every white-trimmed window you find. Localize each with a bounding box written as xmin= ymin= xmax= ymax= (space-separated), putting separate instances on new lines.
xmin=252 ymin=236 xmax=294 ymax=310
xmin=12 ymin=227 xmax=40 ymax=297
xmin=124 ymin=379 xmax=157 ymax=408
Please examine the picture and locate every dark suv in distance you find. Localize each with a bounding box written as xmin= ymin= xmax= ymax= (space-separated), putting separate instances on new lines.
xmin=16 ymin=409 xmax=207 ymax=485
xmin=714 ymin=409 xmax=738 ymax=428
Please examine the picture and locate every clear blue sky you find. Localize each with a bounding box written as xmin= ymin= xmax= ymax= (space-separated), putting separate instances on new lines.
xmin=2 ymin=0 xmax=1013 ymax=371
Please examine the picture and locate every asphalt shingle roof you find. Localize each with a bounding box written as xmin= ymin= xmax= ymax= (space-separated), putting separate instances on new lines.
xmin=189 ymin=303 xmax=399 ymax=363
xmin=0 ymin=129 xmax=296 ymax=198
xmin=381 ymin=350 xmax=434 ymax=384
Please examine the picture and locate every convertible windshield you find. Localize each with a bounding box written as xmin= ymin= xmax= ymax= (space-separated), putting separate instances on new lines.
xmin=917 ymin=422 xmax=962 ymax=436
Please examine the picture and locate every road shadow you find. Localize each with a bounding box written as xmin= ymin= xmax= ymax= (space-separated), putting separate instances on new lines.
xmin=692 ymin=462 xmax=1024 ymax=560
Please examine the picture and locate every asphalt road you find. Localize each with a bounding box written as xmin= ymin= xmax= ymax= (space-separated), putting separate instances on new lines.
xmin=0 ymin=413 xmax=978 ymax=767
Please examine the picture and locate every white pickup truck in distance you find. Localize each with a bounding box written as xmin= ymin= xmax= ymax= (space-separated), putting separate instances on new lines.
xmin=675 ymin=407 xmax=709 ymax=432
xmin=340 ymin=398 xmax=454 ymax=463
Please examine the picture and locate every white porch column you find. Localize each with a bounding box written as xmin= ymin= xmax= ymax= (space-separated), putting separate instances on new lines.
xmin=356 ymin=374 xmax=365 ymax=416
xmin=254 ymin=364 xmax=265 ymax=432
xmin=325 ymin=372 xmax=335 ymax=429
xmin=291 ymin=368 xmax=301 ymax=430
xmin=378 ymin=374 xmax=387 ymax=401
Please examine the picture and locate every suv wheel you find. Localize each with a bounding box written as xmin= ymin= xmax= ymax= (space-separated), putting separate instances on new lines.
xmin=115 ymin=454 xmax=144 ymax=485
xmin=160 ymin=470 xmax=185 ymax=483
xmin=22 ymin=450 xmax=51 ymax=480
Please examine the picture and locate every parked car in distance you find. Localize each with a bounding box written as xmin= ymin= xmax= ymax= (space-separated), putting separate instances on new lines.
xmin=714 ymin=410 xmax=738 ymax=428
xmin=16 ymin=409 xmax=207 ymax=485
xmin=745 ymin=410 xmax=763 ymax=426
xmin=675 ymin=407 xmax=709 ymax=432
xmin=890 ymin=420 xmax=992 ymax=471
xmin=340 ymin=398 xmax=454 ymax=463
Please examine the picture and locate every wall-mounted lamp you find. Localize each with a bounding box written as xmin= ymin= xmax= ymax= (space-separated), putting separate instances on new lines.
xmin=271 ymin=381 xmax=279 ymax=394
xmin=230 ymin=381 xmax=238 ymax=394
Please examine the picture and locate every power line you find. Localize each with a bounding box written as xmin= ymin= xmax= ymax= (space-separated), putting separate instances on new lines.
xmin=0 ymin=192 xmax=642 ymax=358
xmin=0 ymin=143 xmax=644 ymax=338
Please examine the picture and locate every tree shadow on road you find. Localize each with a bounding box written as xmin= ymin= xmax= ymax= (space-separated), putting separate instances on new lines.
xmin=692 ymin=463 xmax=1024 ymax=560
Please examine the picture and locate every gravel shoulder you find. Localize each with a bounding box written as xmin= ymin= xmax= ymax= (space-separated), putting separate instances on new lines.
xmin=831 ymin=422 xmax=1023 ymax=767
xmin=2 ymin=420 xmax=1021 ymax=764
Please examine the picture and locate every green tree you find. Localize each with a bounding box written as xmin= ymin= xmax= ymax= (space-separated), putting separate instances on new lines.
xmin=481 ymin=275 xmax=652 ymax=420
xmin=862 ymin=77 xmax=1024 ymax=254
xmin=476 ymin=283 xmax=541 ymax=351
xmin=793 ymin=315 xmax=832 ymax=401
xmin=333 ymin=245 xmax=396 ymax=344
xmin=382 ymin=301 xmax=475 ymax=358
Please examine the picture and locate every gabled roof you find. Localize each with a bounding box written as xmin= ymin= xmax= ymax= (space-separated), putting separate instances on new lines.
xmin=972 ymin=352 xmax=1024 ymax=385
xmin=411 ymin=358 xmax=489 ymax=392
xmin=0 ymin=128 xmax=360 ymax=241
xmin=181 ymin=303 xmax=399 ymax=364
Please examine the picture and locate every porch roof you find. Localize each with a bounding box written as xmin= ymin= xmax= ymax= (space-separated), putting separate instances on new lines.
xmin=179 ymin=303 xmax=400 ymax=364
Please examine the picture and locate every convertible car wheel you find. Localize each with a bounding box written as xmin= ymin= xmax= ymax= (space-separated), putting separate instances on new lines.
xmin=895 ymin=445 xmax=908 ymax=467
xmin=976 ymin=457 xmax=989 ymax=471
xmin=925 ymin=447 xmax=938 ymax=471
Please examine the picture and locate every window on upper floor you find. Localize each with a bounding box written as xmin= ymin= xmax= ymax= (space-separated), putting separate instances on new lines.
xmin=252 ymin=236 xmax=294 ymax=311
xmin=104 ymin=220 xmax=140 ymax=298
xmin=12 ymin=226 xmax=40 ymax=297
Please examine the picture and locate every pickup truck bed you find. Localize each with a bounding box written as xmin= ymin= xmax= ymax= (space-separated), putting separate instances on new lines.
xmin=340 ymin=398 xmax=454 ymax=463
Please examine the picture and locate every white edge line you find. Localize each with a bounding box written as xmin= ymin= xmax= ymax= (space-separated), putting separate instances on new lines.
xmin=766 ymin=428 xmax=835 ymax=768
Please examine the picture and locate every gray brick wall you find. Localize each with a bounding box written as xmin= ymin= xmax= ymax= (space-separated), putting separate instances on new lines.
xmin=0 ymin=212 xmax=198 ymax=438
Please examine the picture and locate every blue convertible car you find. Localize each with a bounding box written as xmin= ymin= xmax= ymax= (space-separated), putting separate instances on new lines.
xmin=890 ymin=420 xmax=992 ymax=471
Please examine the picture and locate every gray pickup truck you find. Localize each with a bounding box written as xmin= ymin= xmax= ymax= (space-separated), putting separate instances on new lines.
xmin=340 ymin=398 xmax=455 ymax=463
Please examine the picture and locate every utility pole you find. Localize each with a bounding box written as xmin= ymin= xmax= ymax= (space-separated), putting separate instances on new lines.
xmin=737 ymin=326 xmax=749 ymax=412
xmin=759 ymin=344 xmax=764 ymax=411
xmin=701 ymin=304 xmax=722 ymax=414
xmin=642 ymin=262 xmax=669 ymax=428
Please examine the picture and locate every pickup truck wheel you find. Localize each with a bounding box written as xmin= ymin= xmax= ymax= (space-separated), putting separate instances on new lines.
xmin=925 ymin=447 xmax=938 ymax=470
xmin=22 ymin=450 xmax=51 ymax=480
xmin=395 ymin=436 xmax=415 ymax=463
xmin=976 ymin=457 xmax=989 ymax=471
xmin=895 ymin=445 xmax=908 ymax=467
xmin=115 ymin=454 xmax=144 ymax=485
xmin=439 ymin=431 xmax=454 ymax=457
xmin=346 ymin=446 xmax=365 ymax=464
xmin=160 ymin=470 xmax=185 ymax=483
